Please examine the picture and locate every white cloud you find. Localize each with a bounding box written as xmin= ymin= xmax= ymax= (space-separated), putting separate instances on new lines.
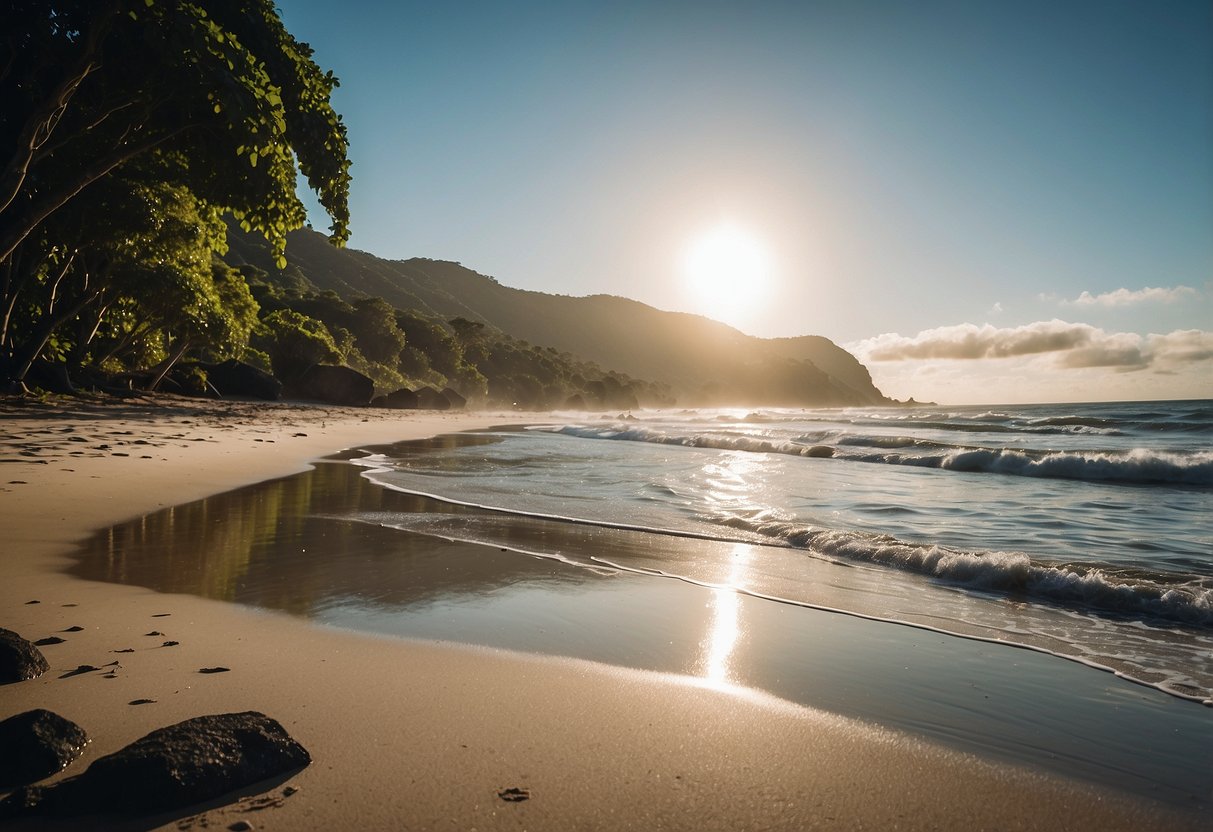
xmin=847 ymin=322 xmax=1213 ymax=403
xmin=850 ymin=321 xmax=1213 ymax=371
xmin=1062 ymin=286 xmax=1198 ymax=307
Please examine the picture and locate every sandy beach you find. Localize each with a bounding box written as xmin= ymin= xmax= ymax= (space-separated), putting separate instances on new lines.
xmin=0 ymin=394 xmax=1204 ymax=831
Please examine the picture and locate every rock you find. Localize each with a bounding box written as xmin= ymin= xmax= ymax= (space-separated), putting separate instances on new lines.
xmin=414 ymin=386 xmax=451 ymax=411
xmin=34 ymin=637 xmax=65 ymax=646
xmin=805 ymin=445 xmax=834 ymax=458
xmin=564 ymin=394 xmax=587 ymax=410
xmin=290 ymin=365 xmax=374 ymax=406
xmin=440 ymin=387 xmax=467 ymax=409
xmin=0 ymin=628 xmax=49 ymax=684
xmin=203 ymin=360 xmax=282 ymax=401
xmin=379 ymin=387 xmax=420 ymax=409
xmin=0 ymin=711 xmax=310 ymax=817
xmin=0 ymin=710 xmax=89 ymax=787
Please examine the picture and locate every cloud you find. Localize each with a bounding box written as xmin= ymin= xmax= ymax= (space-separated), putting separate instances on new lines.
xmin=850 ymin=321 xmax=1213 ymax=373
xmin=1061 ymin=286 xmax=1198 ymax=307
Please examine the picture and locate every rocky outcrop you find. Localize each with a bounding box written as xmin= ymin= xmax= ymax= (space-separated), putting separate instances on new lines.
xmin=290 ymin=364 xmax=373 ymax=406
xmin=0 ymin=710 xmax=89 ymax=787
xmin=204 ymin=360 xmax=282 ymax=401
xmin=375 ymin=388 xmax=420 ymax=409
xmin=0 ymin=711 xmax=309 ymax=817
xmin=440 ymin=387 xmax=466 ymax=409
xmin=414 ymin=386 xmax=451 ymax=410
xmin=0 ymin=628 xmax=49 ymax=684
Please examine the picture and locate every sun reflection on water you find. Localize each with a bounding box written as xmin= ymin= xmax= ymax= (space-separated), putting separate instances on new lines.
xmin=701 ymin=543 xmax=753 ymax=688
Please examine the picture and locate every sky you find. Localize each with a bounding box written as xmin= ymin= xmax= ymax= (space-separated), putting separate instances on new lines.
xmin=278 ymin=0 xmax=1212 ymax=404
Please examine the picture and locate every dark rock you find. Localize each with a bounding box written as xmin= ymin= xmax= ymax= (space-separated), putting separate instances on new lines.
xmin=34 ymin=637 xmax=65 ymax=646
xmin=381 ymin=387 xmax=420 ymax=409
xmin=414 ymin=386 xmax=451 ymax=411
xmin=0 ymin=710 xmax=89 ymax=787
xmin=805 ymin=445 xmax=834 ymax=458
xmin=204 ymin=360 xmax=282 ymax=401
xmin=0 ymin=628 xmax=49 ymax=684
xmin=370 ymin=387 xmax=422 ymax=409
xmin=199 ymin=667 xmax=230 ymax=674
xmin=0 ymin=711 xmax=310 ymax=817
xmin=441 ymin=387 xmax=467 ymax=409
xmin=564 ymin=394 xmax=587 ymax=410
xmin=289 ymin=364 xmax=373 ymax=406
xmin=497 ymin=787 xmax=530 ymax=802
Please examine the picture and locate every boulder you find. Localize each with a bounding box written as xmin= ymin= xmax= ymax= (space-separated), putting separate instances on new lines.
xmin=381 ymin=388 xmax=420 ymax=409
xmin=0 ymin=711 xmax=309 ymax=817
xmin=0 ymin=710 xmax=89 ymax=787
xmin=0 ymin=628 xmax=49 ymax=684
xmin=563 ymin=394 xmax=587 ymax=410
xmin=414 ymin=386 xmax=451 ymax=411
xmin=291 ymin=365 xmax=373 ymax=406
xmin=204 ymin=360 xmax=282 ymax=401
xmin=440 ymin=387 xmax=467 ymax=410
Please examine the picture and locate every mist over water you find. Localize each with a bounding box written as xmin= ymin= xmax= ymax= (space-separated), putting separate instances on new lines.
xmin=359 ymin=400 xmax=1213 ymax=704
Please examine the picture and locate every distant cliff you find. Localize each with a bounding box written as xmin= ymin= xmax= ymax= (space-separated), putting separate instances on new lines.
xmin=224 ymin=227 xmax=889 ymax=406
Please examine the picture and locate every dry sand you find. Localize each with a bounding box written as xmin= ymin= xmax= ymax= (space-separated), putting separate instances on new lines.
xmin=0 ymin=394 xmax=1203 ymax=830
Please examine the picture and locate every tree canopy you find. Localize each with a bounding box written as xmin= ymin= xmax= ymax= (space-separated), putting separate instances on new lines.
xmin=0 ymin=0 xmax=351 ymax=387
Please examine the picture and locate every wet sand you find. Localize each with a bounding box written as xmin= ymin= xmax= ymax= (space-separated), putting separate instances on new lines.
xmin=0 ymin=394 xmax=1205 ymax=830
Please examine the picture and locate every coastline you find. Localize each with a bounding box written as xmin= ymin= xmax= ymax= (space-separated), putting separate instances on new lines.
xmin=0 ymin=395 xmax=1204 ymax=830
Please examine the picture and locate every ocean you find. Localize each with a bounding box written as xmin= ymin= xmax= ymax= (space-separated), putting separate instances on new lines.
xmin=75 ymin=398 xmax=1213 ymax=805
xmin=356 ymin=400 xmax=1213 ymax=704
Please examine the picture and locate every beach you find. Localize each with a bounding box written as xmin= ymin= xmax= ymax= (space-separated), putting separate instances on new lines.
xmin=0 ymin=395 xmax=1205 ymax=831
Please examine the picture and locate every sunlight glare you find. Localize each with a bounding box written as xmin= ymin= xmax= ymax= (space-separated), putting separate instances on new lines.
xmin=681 ymin=223 xmax=773 ymax=327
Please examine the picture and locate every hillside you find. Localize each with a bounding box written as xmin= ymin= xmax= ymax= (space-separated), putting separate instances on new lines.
xmin=224 ymin=227 xmax=889 ymax=406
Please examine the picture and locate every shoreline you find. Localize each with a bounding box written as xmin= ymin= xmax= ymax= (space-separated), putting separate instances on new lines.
xmin=1 ymin=395 xmax=1205 ymax=830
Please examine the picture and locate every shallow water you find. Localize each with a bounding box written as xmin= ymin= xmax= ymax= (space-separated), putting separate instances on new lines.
xmin=73 ymin=447 xmax=1213 ymax=808
xmin=356 ymin=402 xmax=1213 ymax=705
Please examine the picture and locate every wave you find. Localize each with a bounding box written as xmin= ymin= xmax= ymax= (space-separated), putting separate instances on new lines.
xmin=932 ymin=447 xmax=1213 ymax=485
xmin=718 ymin=518 xmax=1213 ymax=627
xmin=548 ymin=425 xmax=1213 ymax=486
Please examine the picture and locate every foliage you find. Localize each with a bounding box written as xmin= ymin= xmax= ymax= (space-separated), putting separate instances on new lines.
xmin=252 ymin=308 xmax=340 ymax=381
xmin=0 ymin=0 xmax=351 ymax=387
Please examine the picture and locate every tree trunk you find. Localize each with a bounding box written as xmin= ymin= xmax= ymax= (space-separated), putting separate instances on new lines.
xmin=147 ymin=336 xmax=192 ymax=391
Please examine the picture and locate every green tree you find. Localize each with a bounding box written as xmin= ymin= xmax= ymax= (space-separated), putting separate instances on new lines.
xmin=0 ymin=0 xmax=351 ymax=386
xmin=252 ymin=308 xmax=341 ymax=381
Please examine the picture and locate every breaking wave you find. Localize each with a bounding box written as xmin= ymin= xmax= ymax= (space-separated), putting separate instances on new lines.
xmin=548 ymin=425 xmax=1213 ymax=486
xmin=717 ymin=518 xmax=1213 ymax=627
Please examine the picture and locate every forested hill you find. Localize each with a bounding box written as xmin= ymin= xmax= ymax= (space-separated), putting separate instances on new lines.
xmin=225 ymin=227 xmax=889 ymax=406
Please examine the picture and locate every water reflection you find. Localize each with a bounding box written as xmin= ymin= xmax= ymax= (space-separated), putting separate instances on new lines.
xmin=700 ymin=544 xmax=752 ymax=686
xmin=67 ymin=439 xmax=1213 ymax=808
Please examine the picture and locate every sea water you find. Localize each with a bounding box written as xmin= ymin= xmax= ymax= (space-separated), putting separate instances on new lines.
xmin=73 ymin=399 xmax=1213 ymax=805
xmin=355 ymin=400 xmax=1213 ymax=704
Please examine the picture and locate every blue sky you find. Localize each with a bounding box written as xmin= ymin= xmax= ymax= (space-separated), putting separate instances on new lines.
xmin=279 ymin=0 xmax=1211 ymax=403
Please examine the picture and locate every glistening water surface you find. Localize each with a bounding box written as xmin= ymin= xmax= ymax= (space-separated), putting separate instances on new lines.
xmin=73 ymin=419 xmax=1213 ymax=809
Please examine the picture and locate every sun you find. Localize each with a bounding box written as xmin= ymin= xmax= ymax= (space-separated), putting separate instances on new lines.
xmin=681 ymin=223 xmax=773 ymax=326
